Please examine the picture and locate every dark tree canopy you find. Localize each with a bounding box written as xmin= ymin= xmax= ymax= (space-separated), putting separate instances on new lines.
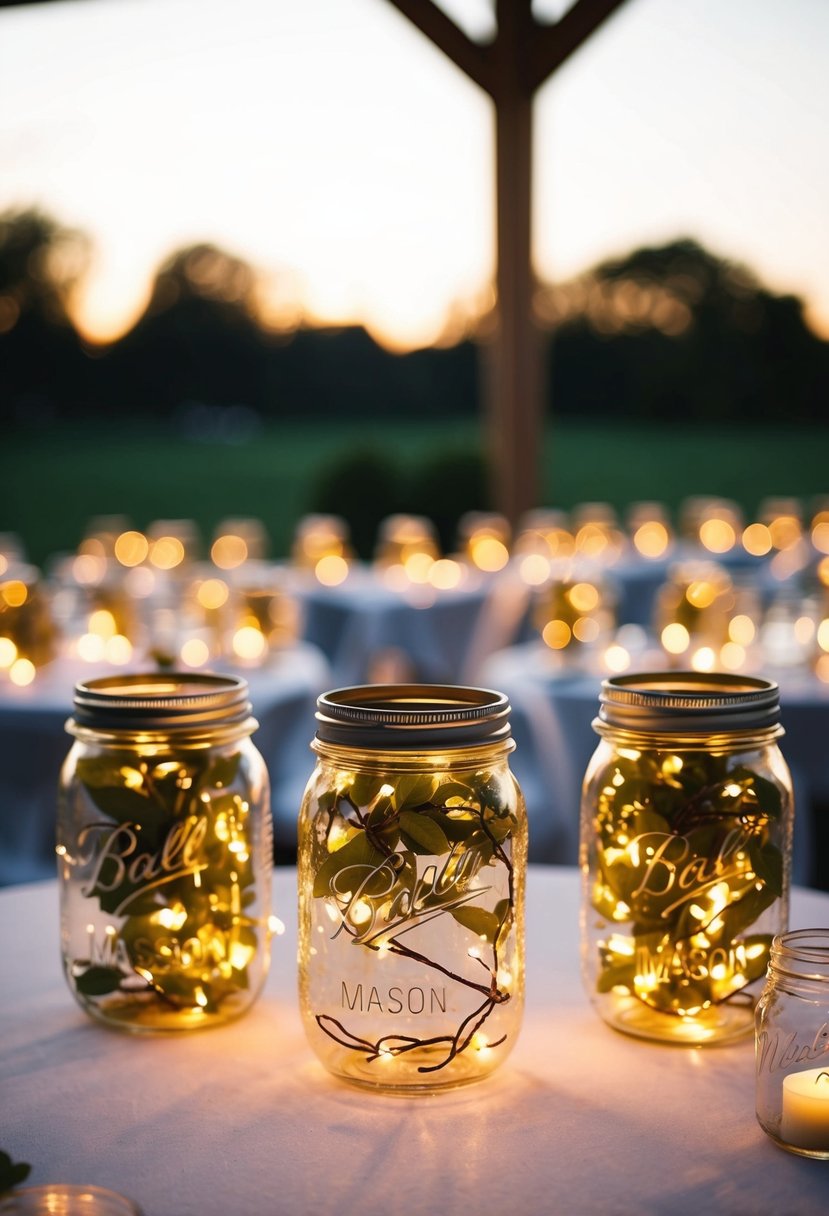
xmin=1 ymin=211 xmax=826 ymax=429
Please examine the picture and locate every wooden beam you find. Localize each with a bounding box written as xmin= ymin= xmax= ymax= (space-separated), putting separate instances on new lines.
xmin=529 ymin=0 xmax=630 ymax=92
xmin=483 ymin=0 xmax=541 ymax=524
xmin=382 ymin=0 xmax=495 ymax=96
xmin=488 ymin=78 xmax=541 ymax=526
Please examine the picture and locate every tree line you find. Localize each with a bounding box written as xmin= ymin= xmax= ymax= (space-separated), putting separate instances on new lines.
xmin=1 ymin=208 xmax=827 ymax=428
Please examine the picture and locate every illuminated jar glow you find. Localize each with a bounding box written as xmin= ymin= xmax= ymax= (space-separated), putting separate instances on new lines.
xmin=58 ymin=673 xmax=272 ymax=1032
xmin=298 ymin=685 xmax=527 ymax=1093
xmin=580 ymin=672 xmax=792 ymax=1045
xmin=755 ymin=930 xmax=829 ymax=1159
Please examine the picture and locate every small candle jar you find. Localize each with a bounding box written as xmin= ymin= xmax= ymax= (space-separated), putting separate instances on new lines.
xmin=57 ymin=673 xmax=272 ymax=1032
xmin=298 ymin=684 xmax=527 ymax=1093
xmin=756 ymin=930 xmax=829 ymax=1158
xmin=580 ymin=672 xmax=793 ymax=1045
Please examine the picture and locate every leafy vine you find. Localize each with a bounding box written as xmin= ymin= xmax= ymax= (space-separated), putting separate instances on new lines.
xmin=309 ymin=770 xmax=518 ymax=1074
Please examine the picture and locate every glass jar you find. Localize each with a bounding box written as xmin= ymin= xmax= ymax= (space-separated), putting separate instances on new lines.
xmin=0 ymin=1186 xmax=142 ymax=1215
xmin=756 ymin=929 xmax=829 ymax=1158
xmin=580 ymin=672 xmax=793 ymax=1045
xmin=58 ymin=673 xmax=273 ymax=1032
xmin=298 ymin=684 xmax=527 ymax=1093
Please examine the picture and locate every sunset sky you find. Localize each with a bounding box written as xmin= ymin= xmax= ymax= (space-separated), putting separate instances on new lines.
xmin=1 ymin=0 xmax=827 ymax=350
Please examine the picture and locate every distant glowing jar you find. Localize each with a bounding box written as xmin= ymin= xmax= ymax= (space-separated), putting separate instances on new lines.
xmin=58 ymin=673 xmax=272 ymax=1032
xmin=580 ymin=672 xmax=793 ymax=1045
xmin=298 ymin=685 xmax=527 ymax=1093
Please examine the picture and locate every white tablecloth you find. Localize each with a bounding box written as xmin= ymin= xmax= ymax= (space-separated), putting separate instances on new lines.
xmin=2 ymin=867 xmax=829 ymax=1215
xmin=290 ymin=566 xmax=494 ymax=685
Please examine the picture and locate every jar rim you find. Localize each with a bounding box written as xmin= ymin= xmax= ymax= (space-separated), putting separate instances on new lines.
xmin=597 ymin=670 xmax=781 ymax=733
xmin=772 ymin=928 xmax=829 ymax=965
xmin=69 ymin=671 xmax=252 ymax=733
xmin=315 ymin=684 xmax=512 ymax=749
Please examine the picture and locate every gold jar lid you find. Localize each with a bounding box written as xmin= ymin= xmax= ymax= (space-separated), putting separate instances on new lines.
xmin=315 ymin=683 xmax=512 ymax=749
xmin=69 ymin=671 xmax=252 ymax=733
xmin=597 ymin=670 xmax=781 ymax=734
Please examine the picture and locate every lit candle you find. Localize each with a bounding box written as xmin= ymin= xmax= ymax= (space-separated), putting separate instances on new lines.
xmin=780 ymin=1067 xmax=829 ymax=1151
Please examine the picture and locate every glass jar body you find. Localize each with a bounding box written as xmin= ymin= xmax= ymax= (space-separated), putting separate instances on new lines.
xmin=298 ymin=740 xmax=527 ymax=1093
xmin=58 ymin=729 xmax=272 ymax=1032
xmin=755 ymin=931 xmax=829 ymax=1158
xmin=580 ymin=729 xmax=792 ymax=1045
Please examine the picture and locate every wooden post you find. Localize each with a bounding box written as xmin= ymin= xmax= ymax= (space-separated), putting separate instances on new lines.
xmin=386 ymin=0 xmax=629 ymax=524
xmin=488 ymin=0 xmax=540 ymax=526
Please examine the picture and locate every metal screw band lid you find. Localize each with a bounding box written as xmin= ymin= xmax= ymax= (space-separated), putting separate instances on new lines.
xmin=315 ymin=684 xmax=512 ymax=748
xmin=597 ymin=671 xmax=781 ymax=733
xmin=70 ymin=672 xmax=253 ymax=732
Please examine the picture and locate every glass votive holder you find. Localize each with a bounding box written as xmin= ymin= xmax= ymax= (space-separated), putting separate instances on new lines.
xmin=0 ymin=1185 xmax=142 ymax=1214
xmin=756 ymin=929 xmax=829 ymax=1158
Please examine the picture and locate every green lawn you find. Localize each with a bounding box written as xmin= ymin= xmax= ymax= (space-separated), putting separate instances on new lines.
xmin=1 ymin=418 xmax=825 ymax=567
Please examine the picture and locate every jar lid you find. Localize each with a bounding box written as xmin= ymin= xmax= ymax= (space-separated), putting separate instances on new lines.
xmin=597 ymin=671 xmax=781 ymax=733
xmin=70 ymin=672 xmax=252 ymax=732
xmin=315 ymin=684 xmax=512 ymax=749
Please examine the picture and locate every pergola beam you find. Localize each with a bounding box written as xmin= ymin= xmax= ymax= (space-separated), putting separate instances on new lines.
xmin=385 ymin=0 xmax=630 ymax=525
xmin=382 ymin=0 xmax=496 ymax=95
xmin=530 ymin=0 xmax=630 ymax=90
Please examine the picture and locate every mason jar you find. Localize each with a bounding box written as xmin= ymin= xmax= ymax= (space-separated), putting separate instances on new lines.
xmin=756 ymin=929 xmax=829 ymax=1158
xmin=580 ymin=672 xmax=793 ymax=1045
xmin=58 ymin=673 xmax=273 ymax=1032
xmin=298 ymin=684 xmax=527 ymax=1093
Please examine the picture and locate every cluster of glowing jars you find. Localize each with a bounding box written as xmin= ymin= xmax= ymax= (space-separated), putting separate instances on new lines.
xmin=682 ymin=495 xmax=817 ymax=570
xmin=57 ymin=673 xmax=275 ymax=1032
xmin=53 ymin=516 xmax=298 ymax=673
xmin=654 ymin=561 xmax=739 ymax=670
xmin=0 ymin=535 xmax=58 ymax=685
xmin=532 ymin=570 xmax=615 ymax=660
xmin=371 ymin=515 xmax=467 ymax=592
xmin=580 ymin=671 xmax=793 ymax=1045
xmin=291 ymin=514 xmax=353 ymax=587
xmin=457 ymin=512 xmax=511 ymax=573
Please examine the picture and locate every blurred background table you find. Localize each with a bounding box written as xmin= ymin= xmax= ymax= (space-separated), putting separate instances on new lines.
xmin=2 ymin=866 xmax=829 ymax=1216
xmin=288 ymin=565 xmax=493 ymax=685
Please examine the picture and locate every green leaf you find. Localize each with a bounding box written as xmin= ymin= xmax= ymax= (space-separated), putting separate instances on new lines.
xmin=732 ymin=768 xmax=783 ymax=818
xmin=313 ymin=831 xmax=386 ymax=898
xmin=0 ymin=1151 xmax=32 ymax=1195
xmin=392 ymin=773 xmax=435 ymax=810
xmin=398 ymin=810 xmax=451 ymax=856
xmin=348 ymin=773 xmax=384 ymax=809
xmin=424 ymin=808 xmax=477 ymax=843
xmin=741 ymin=933 xmax=773 ymax=983
xmin=432 ymin=780 xmax=476 ymax=806
xmin=451 ymin=905 xmax=499 ymax=943
xmin=398 ymin=831 xmax=433 ymax=857
xmin=748 ymin=840 xmax=784 ymax=897
xmin=494 ymin=898 xmax=513 ymax=947
xmin=74 ymin=964 xmax=125 ymax=996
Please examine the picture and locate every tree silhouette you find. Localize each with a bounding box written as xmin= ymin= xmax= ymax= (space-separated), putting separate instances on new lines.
xmin=0 ymin=207 xmax=89 ymax=423
xmin=545 ymin=238 xmax=829 ymax=424
xmin=107 ymin=242 xmax=269 ymax=415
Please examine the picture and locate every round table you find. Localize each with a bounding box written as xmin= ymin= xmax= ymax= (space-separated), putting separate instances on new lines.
xmin=2 ymin=867 xmax=829 ymax=1215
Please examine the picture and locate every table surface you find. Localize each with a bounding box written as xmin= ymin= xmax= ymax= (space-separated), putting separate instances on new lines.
xmin=2 ymin=867 xmax=829 ymax=1216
